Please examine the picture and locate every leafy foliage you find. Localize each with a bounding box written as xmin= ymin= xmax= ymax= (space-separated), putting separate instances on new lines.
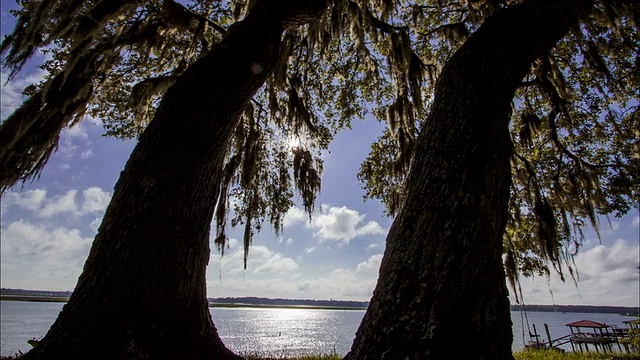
xmin=620 ymin=319 xmax=640 ymax=353
xmin=0 ymin=0 xmax=397 ymax=264
xmin=1 ymin=0 xmax=638 ymax=279
xmin=355 ymin=0 xmax=639 ymax=297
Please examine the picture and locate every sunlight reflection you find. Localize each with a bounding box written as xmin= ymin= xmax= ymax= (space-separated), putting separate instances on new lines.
xmin=213 ymin=307 xmax=361 ymax=357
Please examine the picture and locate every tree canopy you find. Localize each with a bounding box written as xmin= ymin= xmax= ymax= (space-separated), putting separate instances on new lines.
xmin=356 ymin=0 xmax=639 ymax=293
xmin=1 ymin=0 xmax=638 ymax=282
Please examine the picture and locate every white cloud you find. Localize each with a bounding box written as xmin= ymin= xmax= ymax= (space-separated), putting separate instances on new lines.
xmin=515 ymin=240 xmax=639 ymax=306
xmin=58 ymin=121 xmax=105 ymax=159
xmin=305 ymin=246 xmax=316 ymax=254
xmin=228 ymin=238 xmax=239 ymax=250
xmin=4 ymin=187 xmax=112 ymax=218
xmin=3 ymin=189 xmax=47 ymax=212
xmin=278 ymin=237 xmax=294 ymax=245
xmin=0 ymin=220 xmax=92 ymax=290
xmin=1 ymin=69 xmax=48 ymax=121
xmin=311 ymin=205 xmax=386 ymax=243
xmin=356 ymin=221 xmax=386 ymax=237
xmin=80 ymin=149 xmax=94 ymax=159
xmin=283 ymin=207 xmax=308 ymax=227
xmin=81 ymin=187 xmax=111 ymax=214
xmin=88 ymin=217 xmax=102 ymax=233
xmin=253 ymin=250 xmax=298 ymax=274
xmin=283 ymin=205 xmax=387 ymax=243
xmin=63 ymin=122 xmax=90 ymax=139
xmin=573 ymin=240 xmax=638 ymax=282
xmin=212 ymin=244 xmax=298 ymax=276
xmin=208 ymin=253 xmax=384 ymax=301
xmin=355 ymin=254 xmax=383 ymax=275
xmin=311 ymin=205 xmax=361 ymax=241
xmin=40 ymin=190 xmax=78 ymax=217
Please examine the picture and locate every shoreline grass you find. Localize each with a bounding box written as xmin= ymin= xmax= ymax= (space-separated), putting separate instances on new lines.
xmin=514 ymin=349 xmax=640 ymax=360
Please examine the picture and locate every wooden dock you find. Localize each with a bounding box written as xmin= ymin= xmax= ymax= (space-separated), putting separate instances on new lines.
xmin=525 ymin=323 xmax=571 ymax=351
xmin=525 ymin=319 xmax=636 ymax=354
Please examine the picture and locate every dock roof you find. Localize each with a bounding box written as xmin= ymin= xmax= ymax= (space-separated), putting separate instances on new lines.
xmin=566 ymin=320 xmax=609 ymax=328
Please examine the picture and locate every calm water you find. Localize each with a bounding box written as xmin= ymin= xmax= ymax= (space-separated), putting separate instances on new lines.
xmin=1 ymin=300 xmax=635 ymax=357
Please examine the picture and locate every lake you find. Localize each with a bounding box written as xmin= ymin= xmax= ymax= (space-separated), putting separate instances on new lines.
xmin=1 ymin=300 xmax=635 ymax=357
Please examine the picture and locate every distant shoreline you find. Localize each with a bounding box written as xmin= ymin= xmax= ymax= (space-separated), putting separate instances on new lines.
xmin=2 ymin=294 xmax=638 ymax=316
xmin=0 ymin=295 xmax=368 ymax=310
xmin=1 ymin=295 xmax=69 ymax=303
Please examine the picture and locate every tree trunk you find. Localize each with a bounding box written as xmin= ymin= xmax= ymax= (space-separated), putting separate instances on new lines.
xmin=346 ymin=2 xmax=592 ymax=359
xmin=20 ymin=1 xmax=324 ymax=359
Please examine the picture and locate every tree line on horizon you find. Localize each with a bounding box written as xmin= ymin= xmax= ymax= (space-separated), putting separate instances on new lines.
xmin=3 ymin=288 xmax=638 ymax=316
xmin=0 ymin=0 xmax=637 ymax=359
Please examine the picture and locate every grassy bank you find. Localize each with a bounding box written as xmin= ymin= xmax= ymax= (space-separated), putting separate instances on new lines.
xmin=514 ymin=349 xmax=639 ymax=360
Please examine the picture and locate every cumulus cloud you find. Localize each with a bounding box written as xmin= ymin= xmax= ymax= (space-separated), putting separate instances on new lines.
xmin=3 ymin=189 xmax=47 ymax=212
xmin=515 ymin=240 xmax=639 ymax=306
xmin=283 ymin=207 xmax=308 ymax=228
xmin=252 ymin=251 xmax=298 ymax=274
xmin=212 ymin=244 xmax=298 ymax=276
xmin=572 ymin=240 xmax=638 ymax=283
xmin=3 ymin=187 xmax=112 ymax=218
xmin=81 ymin=187 xmax=111 ymax=213
xmin=284 ymin=204 xmax=387 ymax=244
xmin=311 ymin=205 xmax=361 ymax=241
xmin=355 ymin=254 xmax=383 ymax=275
xmin=1 ymin=220 xmax=92 ymax=290
xmin=312 ymin=205 xmax=386 ymax=243
xmin=39 ymin=190 xmax=78 ymax=217
xmin=356 ymin=221 xmax=386 ymax=237
xmin=208 ymin=253 xmax=383 ymax=301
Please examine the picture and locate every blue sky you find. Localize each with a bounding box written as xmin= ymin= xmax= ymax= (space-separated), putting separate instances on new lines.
xmin=1 ymin=1 xmax=638 ymax=307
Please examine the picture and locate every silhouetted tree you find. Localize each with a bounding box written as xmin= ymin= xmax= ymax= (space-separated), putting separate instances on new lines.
xmin=1 ymin=0 xmax=325 ymax=358
xmin=348 ymin=1 xmax=598 ymax=359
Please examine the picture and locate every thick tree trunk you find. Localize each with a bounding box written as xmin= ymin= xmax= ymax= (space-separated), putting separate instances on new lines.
xmin=346 ymin=2 xmax=592 ymax=360
xmin=20 ymin=1 xmax=324 ymax=359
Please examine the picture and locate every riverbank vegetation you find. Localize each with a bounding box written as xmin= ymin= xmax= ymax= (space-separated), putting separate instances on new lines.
xmin=2 ymin=350 xmax=639 ymax=360
xmin=514 ymin=350 xmax=640 ymax=360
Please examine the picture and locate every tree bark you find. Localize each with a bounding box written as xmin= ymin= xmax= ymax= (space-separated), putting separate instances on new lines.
xmin=346 ymin=2 xmax=592 ymax=359
xmin=20 ymin=1 xmax=324 ymax=359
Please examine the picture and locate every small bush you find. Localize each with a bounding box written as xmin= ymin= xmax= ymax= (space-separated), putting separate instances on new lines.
xmin=620 ymin=319 xmax=640 ymax=354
